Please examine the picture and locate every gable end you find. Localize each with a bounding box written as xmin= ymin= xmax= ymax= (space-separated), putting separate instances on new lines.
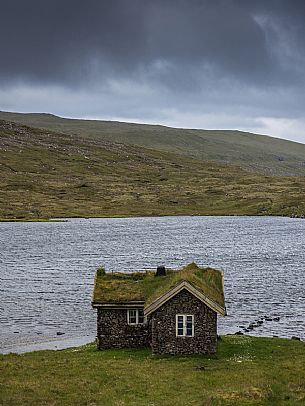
xmin=144 ymin=281 xmax=226 ymax=317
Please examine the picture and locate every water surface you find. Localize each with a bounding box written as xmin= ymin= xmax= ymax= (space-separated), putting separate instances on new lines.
xmin=1 ymin=216 xmax=304 ymax=353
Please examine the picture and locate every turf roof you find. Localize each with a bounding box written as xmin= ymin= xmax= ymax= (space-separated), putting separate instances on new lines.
xmin=92 ymin=262 xmax=225 ymax=310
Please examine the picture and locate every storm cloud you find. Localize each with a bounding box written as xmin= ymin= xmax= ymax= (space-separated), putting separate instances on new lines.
xmin=1 ymin=0 xmax=305 ymax=141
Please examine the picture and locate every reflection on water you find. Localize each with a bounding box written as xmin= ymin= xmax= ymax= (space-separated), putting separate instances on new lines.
xmin=1 ymin=216 xmax=304 ymax=353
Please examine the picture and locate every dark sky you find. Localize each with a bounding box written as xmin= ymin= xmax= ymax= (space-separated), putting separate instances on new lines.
xmin=1 ymin=0 xmax=305 ymax=141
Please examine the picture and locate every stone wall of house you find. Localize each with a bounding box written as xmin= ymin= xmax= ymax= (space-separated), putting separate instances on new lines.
xmin=97 ymin=308 xmax=150 ymax=349
xmin=150 ymin=289 xmax=217 ymax=355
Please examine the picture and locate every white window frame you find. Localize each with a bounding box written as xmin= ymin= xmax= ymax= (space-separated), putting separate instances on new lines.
xmin=127 ymin=309 xmax=144 ymax=325
xmin=176 ymin=314 xmax=194 ymax=337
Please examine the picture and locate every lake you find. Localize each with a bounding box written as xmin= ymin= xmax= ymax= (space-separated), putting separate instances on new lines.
xmin=0 ymin=216 xmax=304 ymax=353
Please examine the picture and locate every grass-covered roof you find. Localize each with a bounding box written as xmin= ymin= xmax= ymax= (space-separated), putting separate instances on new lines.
xmin=92 ymin=263 xmax=225 ymax=310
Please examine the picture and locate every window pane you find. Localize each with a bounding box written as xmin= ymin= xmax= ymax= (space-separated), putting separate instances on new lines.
xmin=186 ymin=328 xmax=192 ymax=336
xmin=177 ymin=321 xmax=183 ymax=329
xmin=128 ymin=310 xmax=137 ymax=324
xmin=177 ymin=316 xmax=183 ymax=323
xmin=186 ymin=316 xmax=193 ymax=323
xmin=177 ymin=328 xmax=184 ymax=336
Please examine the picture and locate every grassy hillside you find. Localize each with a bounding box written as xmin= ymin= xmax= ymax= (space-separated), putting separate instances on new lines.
xmin=0 ymin=121 xmax=305 ymax=218
xmin=1 ymin=120 xmax=305 ymax=220
xmin=1 ymin=336 xmax=304 ymax=405
xmin=1 ymin=111 xmax=305 ymax=176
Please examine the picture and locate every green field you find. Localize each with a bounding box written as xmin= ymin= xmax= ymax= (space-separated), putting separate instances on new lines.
xmin=1 ymin=336 xmax=304 ymax=405
xmin=1 ymin=111 xmax=305 ymax=176
xmin=2 ymin=119 xmax=305 ymax=220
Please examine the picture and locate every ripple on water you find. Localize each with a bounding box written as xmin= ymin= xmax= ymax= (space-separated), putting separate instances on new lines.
xmin=0 ymin=216 xmax=305 ymax=353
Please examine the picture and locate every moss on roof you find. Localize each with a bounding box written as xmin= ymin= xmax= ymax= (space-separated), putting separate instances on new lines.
xmin=92 ymin=262 xmax=225 ymax=310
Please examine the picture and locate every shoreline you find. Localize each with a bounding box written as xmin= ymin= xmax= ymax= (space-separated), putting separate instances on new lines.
xmin=0 ymin=218 xmax=65 ymax=222
xmin=0 ymin=335 xmax=94 ymax=355
xmin=1 ymin=332 xmax=303 ymax=355
xmin=1 ymin=213 xmax=302 ymax=222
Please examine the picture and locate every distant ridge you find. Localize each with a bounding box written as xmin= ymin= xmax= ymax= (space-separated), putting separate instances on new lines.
xmin=1 ymin=111 xmax=305 ymax=176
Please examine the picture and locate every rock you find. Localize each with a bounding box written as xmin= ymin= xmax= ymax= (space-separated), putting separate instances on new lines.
xmin=195 ymin=365 xmax=205 ymax=371
xmin=56 ymin=331 xmax=65 ymax=336
xmin=291 ymin=336 xmax=301 ymax=341
xmin=234 ymin=331 xmax=244 ymax=335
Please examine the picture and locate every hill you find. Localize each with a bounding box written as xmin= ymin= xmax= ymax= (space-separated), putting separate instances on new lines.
xmin=1 ymin=119 xmax=305 ymax=220
xmin=1 ymin=111 xmax=305 ymax=176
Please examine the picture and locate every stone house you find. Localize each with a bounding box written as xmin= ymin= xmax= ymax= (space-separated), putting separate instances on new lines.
xmin=92 ymin=263 xmax=226 ymax=355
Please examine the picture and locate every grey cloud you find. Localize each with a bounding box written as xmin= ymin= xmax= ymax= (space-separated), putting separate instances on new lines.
xmin=1 ymin=0 xmax=303 ymax=87
xmin=1 ymin=0 xmax=305 ymax=142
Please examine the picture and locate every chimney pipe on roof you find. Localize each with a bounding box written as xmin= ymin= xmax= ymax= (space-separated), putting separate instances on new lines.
xmin=156 ymin=266 xmax=166 ymax=277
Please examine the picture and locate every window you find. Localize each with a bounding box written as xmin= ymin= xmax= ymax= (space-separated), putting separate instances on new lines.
xmin=176 ymin=314 xmax=194 ymax=337
xmin=127 ymin=309 xmax=144 ymax=325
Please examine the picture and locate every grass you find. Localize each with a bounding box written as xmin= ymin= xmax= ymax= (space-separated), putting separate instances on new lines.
xmin=2 ymin=110 xmax=305 ymax=176
xmin=92 ymin=263 xmax=225 ymax=310
xmin=1 ymin=336 xmax=304 ymax=405
xmin=2 ymin=120 xmax=305 ymax=220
